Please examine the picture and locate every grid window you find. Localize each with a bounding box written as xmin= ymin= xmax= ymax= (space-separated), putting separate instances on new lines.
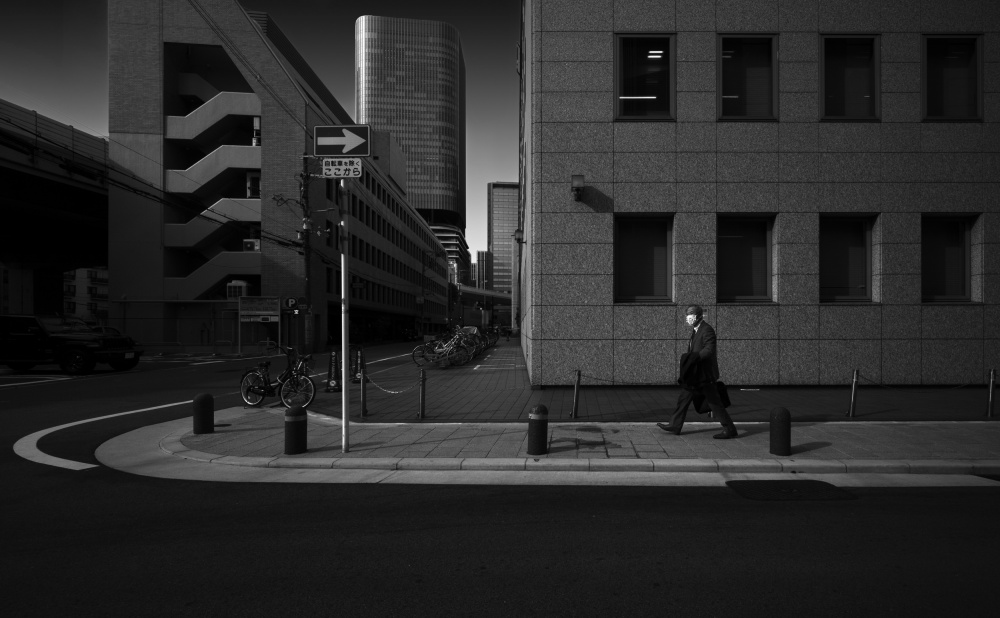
xmin=822 ymin=36 xmax=879 ymax=120
xmin=614 ymin=216 xmax=672 ymax=302
xmin=616 ymin=35 xmax=675 ymax=120
xmin=922 ymin=216 xmax=972 ymax=302
xmin=923 ymin=36 xmax=982 ymax=121
xmin=820 ymin=217 xmax=872 ymax=301
xmin=717 ymin=217 xmax=773 ymax=301
xmin=719 ymin=36 xmax=777 ymax=120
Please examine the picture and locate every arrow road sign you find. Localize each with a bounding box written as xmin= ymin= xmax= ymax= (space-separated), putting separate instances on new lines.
xmin=314 ymin=125 xmax=370 ymax=157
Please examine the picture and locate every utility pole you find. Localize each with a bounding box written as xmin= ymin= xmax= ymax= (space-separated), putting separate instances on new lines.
xmin=299 ymin=156 xmax=313 ymax=351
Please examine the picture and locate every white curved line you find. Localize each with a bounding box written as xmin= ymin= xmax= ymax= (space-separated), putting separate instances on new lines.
xmin=13 ymin=400 xmax=193 ymax=470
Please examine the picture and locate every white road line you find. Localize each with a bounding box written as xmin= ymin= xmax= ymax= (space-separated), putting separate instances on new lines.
xmin=0 ymin=375 xmax=74 ymax=388
xmin=13 ymin=400 xmax=193 ymax=471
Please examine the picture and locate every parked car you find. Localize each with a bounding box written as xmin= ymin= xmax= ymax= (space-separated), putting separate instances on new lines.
xmin=0 ymin=315 xmax=143 ymax=374
xmin=90 ymin=325 xmax=122 ymax=336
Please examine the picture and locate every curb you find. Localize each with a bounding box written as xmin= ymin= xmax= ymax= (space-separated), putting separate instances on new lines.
xmin=158 ymin=433 xmax=1000 ymax=475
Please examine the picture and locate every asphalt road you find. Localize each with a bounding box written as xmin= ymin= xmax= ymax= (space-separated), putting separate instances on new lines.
xmin=4 ymin=350 xmax=1000 ymax=616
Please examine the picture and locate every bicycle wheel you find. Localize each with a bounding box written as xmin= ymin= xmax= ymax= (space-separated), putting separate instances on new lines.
xmin=240 ymin=371 xmax=266 ymax=406
xmin=280 ymin=374 xmax=316 ymax=408
xmin=412 ymin=344 xmax=429 ymax=366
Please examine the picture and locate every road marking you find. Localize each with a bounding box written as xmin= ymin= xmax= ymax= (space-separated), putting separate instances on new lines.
xmin=13 ymin=400 xmax=193 ymax=471
xmin=365 ymin=353 xmax=410 ymax=364
xmin=0 ymin=375 xmax=74 ymax=388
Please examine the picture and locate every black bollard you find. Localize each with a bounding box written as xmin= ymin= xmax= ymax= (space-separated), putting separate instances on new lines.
xmin=326 ymin=350 xmax=341 ymax=393
xmin=193 ymin=393 xmax=214 ymax=434
xmin=417 ymin=369 xmax=426 ymax=419
xmin=769 ymin=407 xmax=791 ymax=456
xmin=284 ymin=405 xmax=307 ymax=455
xmin=527 ymin=404 xmax=548 ymax=455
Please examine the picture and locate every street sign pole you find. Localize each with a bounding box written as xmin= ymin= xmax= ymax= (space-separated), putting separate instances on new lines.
xmin=340 ymin=179 xmax=350 ymax=453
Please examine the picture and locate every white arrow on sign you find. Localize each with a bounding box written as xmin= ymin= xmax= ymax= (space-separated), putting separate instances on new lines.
xmin=317 ymin=129 xmax=366 ymax=153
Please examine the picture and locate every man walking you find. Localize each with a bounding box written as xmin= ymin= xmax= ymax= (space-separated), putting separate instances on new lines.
xmin=658 ymin=305 xmax=739 ymax=439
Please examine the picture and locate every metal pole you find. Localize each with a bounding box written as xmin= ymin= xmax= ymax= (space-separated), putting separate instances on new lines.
xmin=340 ymin=180 xmax=350 ymax=453
xmin=571 ymin=370 xmax=581 ymax=419
xmin=846 ymin=369 xmax=859 ymax=418
xmin=360 ymin=361 xmax=368 ymax=418
xmin=418 ymin=369 xmax=426 ymax=419
xmin=988 ymin=368 xmax=996 ymax=419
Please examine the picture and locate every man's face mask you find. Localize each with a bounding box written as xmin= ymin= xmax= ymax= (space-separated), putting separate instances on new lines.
xmin=686 ymin=314 xmax=698 ymax=327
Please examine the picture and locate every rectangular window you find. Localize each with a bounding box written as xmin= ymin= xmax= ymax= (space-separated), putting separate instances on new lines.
xmin=820 ymin=217 xmax=873 ymax=301
xmin=717 ymin=217 xmax=773 ymax=301
xmin=923 ymin=36 xmax=982 ymax=121
xmin=822 ymin=36 xmax=879 ymax=120
xmin=719 ymin=35 xmax=777 ymax=120
xmin=922 ymin=216 xmax=972 ymax=302
xmin=614 ymin=216 xmax=672 ymax=302
xmin=616 ymin=34 xmax=675 ymax=120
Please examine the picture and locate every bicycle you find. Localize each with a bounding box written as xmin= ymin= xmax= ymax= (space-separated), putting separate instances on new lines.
xmin=240 ymin=342 xmax=316 ymax=408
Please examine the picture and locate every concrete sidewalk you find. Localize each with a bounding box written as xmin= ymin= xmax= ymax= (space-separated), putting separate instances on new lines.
xmin=162 ymin=405 xmax=1000 ymax=475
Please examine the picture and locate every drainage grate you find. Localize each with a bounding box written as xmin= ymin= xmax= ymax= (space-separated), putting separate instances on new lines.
xmin=725 ymin=480 xmax=857 ymax=501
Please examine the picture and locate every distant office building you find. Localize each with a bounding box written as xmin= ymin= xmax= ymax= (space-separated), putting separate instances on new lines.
xmin=63 ymin=268 xmax=109 ymax=324
xmin=476 ymin=251 xmax=493 ymax=290
xmin=107 ymin=0 xmax=448 ymax=352
xmin=355 ymin=15 xmax=471 ymax=282
xmin=488 ymin=182 xmax=518 ymax=294
xmin=519 ymin=0 xmax=1000 ymax=387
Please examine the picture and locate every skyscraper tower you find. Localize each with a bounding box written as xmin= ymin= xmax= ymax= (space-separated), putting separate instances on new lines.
xmin=488 ymin=182 xmax=519 ymax=295
xmin=356 ymin=15 xmax=470 ymax=282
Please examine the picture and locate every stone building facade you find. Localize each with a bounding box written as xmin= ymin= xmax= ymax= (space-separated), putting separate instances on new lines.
xmin=519 ymin=0 xmax=1000 ymax=386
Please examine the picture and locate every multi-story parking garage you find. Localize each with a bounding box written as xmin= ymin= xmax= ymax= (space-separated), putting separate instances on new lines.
xmin=107 ymin=0 xmax=449 ymax=352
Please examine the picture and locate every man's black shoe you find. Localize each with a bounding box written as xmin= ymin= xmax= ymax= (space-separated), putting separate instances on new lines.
xmin=713 ymin=429 xmax=738 ymax=439
xmin=657 ymin=423 xmax=681 ymax=435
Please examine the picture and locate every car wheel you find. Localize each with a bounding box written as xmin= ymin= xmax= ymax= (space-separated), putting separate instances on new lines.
xmin=60 ymin=350 xmax=97 ymax=374
xmin=108 ymin=357 xmax=140 ymax=371
xmin=6 ymin=363 xmax=36 ymax=372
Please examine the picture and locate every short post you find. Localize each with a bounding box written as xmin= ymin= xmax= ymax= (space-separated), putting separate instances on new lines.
xmin=284 ymin=405 xmax=307 ymax=455
xmin=769 ymin=407 xmax=791 ymax=456
xmin=988 ymin=368 xmax=996 ymax=419
xmin=571 ymin=370 xmax=581 ymax=419
xmin=351 ymin=346 xmax=361 ymax=383
xmin=845 ymin=369 xmax=859 ymax=418
xmin=325 ymin=350 xmax=341 ymax=393
xmin=360 ymin=363 xmax=368 ymax=418
xmin=527 ymin=404 xmax=548 ymax=456
xmin=193 ymin=393 xmax=214 ymax=434
xmin=417 ymin=369 xmax=426 ymax=419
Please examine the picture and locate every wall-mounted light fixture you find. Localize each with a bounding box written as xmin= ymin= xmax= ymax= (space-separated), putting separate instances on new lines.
xmin=571 ymin=175 xmax=585 ymax=201
xmin=513 ymin=228 xmax=524 ymax=244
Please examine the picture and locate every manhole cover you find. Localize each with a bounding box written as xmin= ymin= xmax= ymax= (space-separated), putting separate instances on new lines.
xmin=726 ymin=480 xmax=857 ymax=501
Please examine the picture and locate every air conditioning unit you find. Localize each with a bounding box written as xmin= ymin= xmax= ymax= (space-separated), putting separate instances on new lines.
xmin=243 ymin=239 xmax=260 ymax=252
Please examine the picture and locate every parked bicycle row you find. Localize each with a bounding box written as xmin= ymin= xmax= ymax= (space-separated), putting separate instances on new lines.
xmin=411 ymin=325 xmax=501 ymax=367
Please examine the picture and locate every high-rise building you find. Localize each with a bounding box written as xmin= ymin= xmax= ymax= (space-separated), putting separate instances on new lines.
xmin=488 ymin=182 xmax=518 ymax=294
xmin=475 ymin=251 xmax=493 ymax=291
xmin=355 ymin=15 xmax=471 ymax=282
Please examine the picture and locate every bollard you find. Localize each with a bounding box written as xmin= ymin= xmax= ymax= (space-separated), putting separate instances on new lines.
xmin=527 ymin=404 xmax=548 ymax=456
xmin=325 ymin=350 xmax=341 ymax=393
xmin=988 ymin=368 xmax=996 ymax=419
xmin=193 ymin=393 xmax=214 ymax=434
xmin=360 ymin=363 xmax=368 ymax=418
xmin=284 ymin=405 xmax=307 ymax=455
xmin=845 ymin=369 xmax=859 ymax=418
xmin=769 ymin=407 xmax=791 ymax=456
xmin=417 ymin=369 xmax=426 ymax=419
xmin=571 ymin=370 xmax=581 ymax=419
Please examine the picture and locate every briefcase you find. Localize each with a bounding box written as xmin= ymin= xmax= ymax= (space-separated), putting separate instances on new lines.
xmin=695 ymin=380 xmax=732 ymax=414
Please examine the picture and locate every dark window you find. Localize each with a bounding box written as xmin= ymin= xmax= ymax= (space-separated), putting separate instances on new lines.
xmin=922 ymin=216 xmax=972 ymax=302
xmin=614 ymin=216 xmax=672 ymax=302
xmin=616 ymin=35 xmax=675 ymax=120
xmin=820 ymin=217 xmax=873 ymax=301
xmin=717 ymin=217 xmax=773 ymax=301
xmin=822 ymin=36 xmax=879 ymax=120
xmin=719 ymin=36 xmax=777 ymax=120
xmin=924 ymin=36 xmax=982 ymax=121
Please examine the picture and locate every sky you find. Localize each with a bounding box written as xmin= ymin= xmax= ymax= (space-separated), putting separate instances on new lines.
xmin=0 ymin=0 xmax=520 ymax=257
